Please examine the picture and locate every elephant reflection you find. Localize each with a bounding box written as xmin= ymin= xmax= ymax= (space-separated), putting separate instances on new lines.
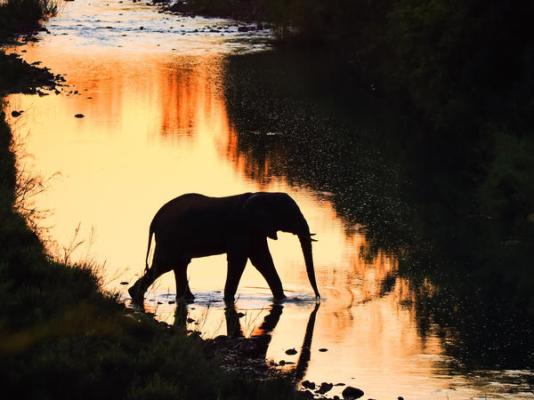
xmin=129 ymin=192 xmax=320 ymax=305
xmin=173 ymin=301 xmax=320 ymax=380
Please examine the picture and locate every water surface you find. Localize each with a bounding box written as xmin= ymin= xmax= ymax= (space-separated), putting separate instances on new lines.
xmin=4 ymin=1 xmax=534 ymax=398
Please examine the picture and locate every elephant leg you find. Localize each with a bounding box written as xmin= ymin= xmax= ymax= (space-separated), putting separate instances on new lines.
xmin=129 ymin=249 xmax=172 ymax=305
xmin=173 ymin=258 xmax=194 ymax=302
xmin=129 ymin=261 xmax=172 ymax=304
xmin=249 ymin=238 xmax=286 ymax=300
xmin=224 ymin=250 xmax=247 ymax=303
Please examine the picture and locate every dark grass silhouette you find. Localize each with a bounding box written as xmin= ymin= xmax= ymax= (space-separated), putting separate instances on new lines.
xmin=0 ymin=0 xmax=57 ymax=39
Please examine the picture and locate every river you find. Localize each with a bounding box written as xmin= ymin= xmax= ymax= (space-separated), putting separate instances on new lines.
xmin=4 ymin=0 xmax=534 ymax=398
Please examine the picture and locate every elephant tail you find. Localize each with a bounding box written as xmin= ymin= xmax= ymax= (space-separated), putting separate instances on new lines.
xmin=144 ymin=223 xmax=154 ymax=273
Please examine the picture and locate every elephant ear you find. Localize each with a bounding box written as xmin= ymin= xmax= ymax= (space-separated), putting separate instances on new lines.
xmin=243 ymin=194 xmax=278 ymax=240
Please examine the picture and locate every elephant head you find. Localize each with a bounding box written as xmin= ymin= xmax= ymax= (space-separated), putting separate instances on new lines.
xmin=243 ymin=192 xmax=321 ymax=299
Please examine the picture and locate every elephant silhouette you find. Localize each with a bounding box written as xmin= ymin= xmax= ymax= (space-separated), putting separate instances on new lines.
xmin=129 ymin=192 xmax=320 ymax=305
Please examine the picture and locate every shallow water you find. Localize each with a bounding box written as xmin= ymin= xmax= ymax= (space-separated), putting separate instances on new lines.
xmin=4 ymin=1 xmax=534 ymax=399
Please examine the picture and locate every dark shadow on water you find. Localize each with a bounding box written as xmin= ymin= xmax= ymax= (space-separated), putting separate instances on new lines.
xmin=223 ymin=49 xmax=534 ymax=371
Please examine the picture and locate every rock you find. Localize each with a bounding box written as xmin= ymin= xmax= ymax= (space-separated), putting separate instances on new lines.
xmin=398 ymin=397 xmax=404 ymax=400
xmin=335 ymin=383 xmax=345 ymax=386
xmin=319 ymin=348 xmax=328 ymax=352
xmin=279 ymin=359 xmax=286 ymax=366
xmin=237 ymin=26 xmax=250 ymax=32
xmin=74 ymin=113 xmax=84 ymax=118
xmin=285 ymin=348 xmax=298 ymax=355
xmin=301 ymin=380 xmax=315 ymax=390
xmin=316 ymin=382 xmax=333 ymax=394
xmin=342 ymin=386 xmax=364 ymax=399
xmin=119 ymin=281 xmax=128 ymax=285
xmin=298 ymin=390 xmax=314 ymax=399
xmin=11 ymin=110 xmax=23 ymax=117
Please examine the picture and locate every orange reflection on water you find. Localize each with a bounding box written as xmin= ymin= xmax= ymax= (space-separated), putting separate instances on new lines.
xmin=5 ymin=35 xmax=474 ymax=400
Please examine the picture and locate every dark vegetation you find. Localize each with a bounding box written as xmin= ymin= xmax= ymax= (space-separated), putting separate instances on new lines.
xmin=218 ymin=0 xmax=534 ymax=370
xmin=0 ymin=0 xmax=56 ymax=39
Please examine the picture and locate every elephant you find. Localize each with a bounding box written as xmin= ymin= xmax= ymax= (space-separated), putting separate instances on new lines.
xmin=128 ymin=192 xmax=320 ymax=305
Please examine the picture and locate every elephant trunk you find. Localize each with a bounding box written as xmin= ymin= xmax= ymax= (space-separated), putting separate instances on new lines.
xmin=297 ymin=221 xmax=320 ymax=299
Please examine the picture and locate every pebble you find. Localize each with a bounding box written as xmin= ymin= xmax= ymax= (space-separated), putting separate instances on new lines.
xmin=341 ymin=386 xmax=364 ymax=399
xmin=11 ymin=110 xmax=23 ymax=117
xmin=316 ymin=382 xmax=333 ymax=394
xmin=285 ymin=348 xmax=297 ymax=355
xmin=74 ymin=113 xmax=84 ymax=118
xmin=302 ymin=380 xmax=315 ymax=390
xmin=319 ymin=348 xmax=328 ymax=352
xmin=299 ymin=390 xmax=314 ymax=399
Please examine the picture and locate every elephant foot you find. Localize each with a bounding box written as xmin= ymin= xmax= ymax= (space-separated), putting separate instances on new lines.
xmin=128 ymin=282 xmax=145 ymax=305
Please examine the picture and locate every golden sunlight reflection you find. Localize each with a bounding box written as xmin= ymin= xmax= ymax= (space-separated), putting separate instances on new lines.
xmin=5 ymin=32 xmax=483 ymax=400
